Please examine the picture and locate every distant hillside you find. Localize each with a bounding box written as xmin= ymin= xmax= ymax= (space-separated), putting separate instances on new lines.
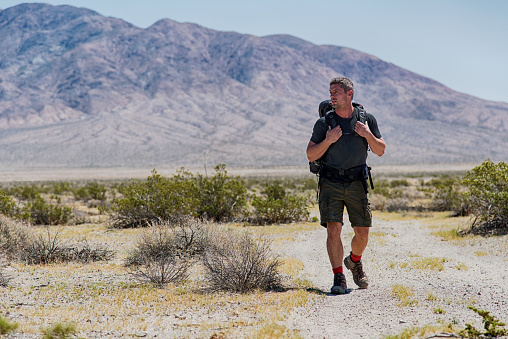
xmin=0 ymin=3 xmax=506 ymax=170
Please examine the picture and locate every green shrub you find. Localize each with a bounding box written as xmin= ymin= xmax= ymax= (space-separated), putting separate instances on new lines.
xmin=0 ymin=315 xmax=19 ymax=335
xmin=390 ymin=179 xmax=410 ymax=188
xmin=42 ymin=322 xmax=77 ymax=339
xmin=372 ymin=179 xmax=402 ymax=199
xmin=11 ymin=184 xmax=47 ymax=200
xmin=428 ymin=175 xmax=467 ymax=213
xmin=24 ymin=194 xmax=72 ymax=225
xmin=196 ymin=164 xmax=247 ymax=221
xmin=462 ymin=160 xmax=508 ymax=235
xmin=460 ymin=306 xmax=507 ymax=338
xmin=252 ymin=182 xmax=309 ymax=224
xmin=107 ymin=169 xmax=200 ymax=228
xmin=73 ymin=182 xmax=107 ymax=202
xmin=0 ymin=190 xmax=30 ymax=220
xmin=50 ymin=182 xmax=72 ymax=195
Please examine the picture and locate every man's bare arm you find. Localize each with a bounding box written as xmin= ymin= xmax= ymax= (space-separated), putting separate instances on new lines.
xmin=355 ymin=121 xmax=386 ymax=156
xmin=306 ymin=125 xmax=342 ymax=162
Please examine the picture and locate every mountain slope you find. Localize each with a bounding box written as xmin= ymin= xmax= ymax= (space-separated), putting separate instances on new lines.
xmin=0 ymin=4 xmax=506 ymax=169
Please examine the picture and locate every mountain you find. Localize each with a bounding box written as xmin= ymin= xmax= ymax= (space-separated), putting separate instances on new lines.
xmin=0 ymin=3 xmax=507 ymax=171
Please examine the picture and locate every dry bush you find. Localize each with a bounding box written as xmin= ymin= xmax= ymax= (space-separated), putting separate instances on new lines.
xmin=1 ymin=215 xmax=113 ymax=265
xmin=202 ymin=229 xmax=282 ymax=293
xmin=384 ymin=197 xmax=412 ymax=212
xmin=0 ymin=215 xmax=31 ymax=261
xmin=125 ymin=217 xmax=209 ymax=287
xmin=22 ymin=229 xmax=114 ymax=265
xmin=0 ymin=254 xmax=9 ymax=287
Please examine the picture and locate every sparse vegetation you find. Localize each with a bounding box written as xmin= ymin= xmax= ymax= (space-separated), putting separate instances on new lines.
xmin=251 ymin=182 xmax=309 ymax=224
xmin=409 ymin=257 xmax=449 ymax=271
xmin=382 ymin=323 xmax=458 ymax=339
xmin=107 ymin=169 xmax=200 ymax=228
xmin=125 ymin=218 xmax=208 ymax=287
xmin=461 ymin=160 xmax=508 ymax=235
xmin=42 ymin=322 xmax=77 ymax=339
xmin=391 ymin=284 xmax=418 ymax=307
xmin=195 ymin=164 xmax=248 ymax=221
xmin=0 ymin=165 xmax=506 ymax=338
xmin=460 ymin=306 xmax=507 ymax=338
xmin=0 ymin=315 xmax=19 ymax=335
xmin=0 ymin=216 xmax=113 ymax=265
xmin=202 ymin=229 xmax=283 ymax=293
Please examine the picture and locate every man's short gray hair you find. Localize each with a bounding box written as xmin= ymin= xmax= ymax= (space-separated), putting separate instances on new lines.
xmin=330 ymin=76 xmax=354 ymax=98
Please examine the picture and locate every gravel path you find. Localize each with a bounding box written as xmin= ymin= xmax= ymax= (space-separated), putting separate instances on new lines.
xmin=282 ymin=216 xmax=508 ymax=338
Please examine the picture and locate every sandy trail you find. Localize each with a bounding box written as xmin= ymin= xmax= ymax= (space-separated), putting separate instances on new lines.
xmin=282 ymin=216 xmax=508 ymax=338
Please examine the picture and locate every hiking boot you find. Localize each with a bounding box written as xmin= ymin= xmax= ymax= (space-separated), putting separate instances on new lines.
xmin=330 ymin=273 xmax=347 ymax=295
xmin=344 ymin=255 xmax=369 ymax=289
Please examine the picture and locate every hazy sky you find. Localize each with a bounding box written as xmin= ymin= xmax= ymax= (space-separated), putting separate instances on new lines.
xmin=2 ymin=0 xmax=508 ymax=103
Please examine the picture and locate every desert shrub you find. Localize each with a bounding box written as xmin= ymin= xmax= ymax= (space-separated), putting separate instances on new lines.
xmin=1 ymin=217 xmax=113 ymax=265
xmin=107 ymin=169 xmax=199 ymax=228
xmin=196 ymin=164 xmax=248 ymax=221
xmin=462 ymin=160 xmax=508 ymax=235
xmin=0 ymin=315 xmax=19 ymax=335
xmin=0 ymin=253 xmax=9 ymax=287
xmin=202 ymin=229 xmax=282 ymax=293
xmin=125 ymin=218 xmax=207 ymax=287
xmin=22 ymin=229 xmax=114 ymax=265
xmin=372 ymin=179 xmax=402 ymax=199
xmin=251 ymin=182 xmax=309 ymax=224
xmin=384 ymin=197 xmax=412 ymax=212
xmin=42 ymin=322 xmax=77 ymax=339
xmin=460 ymin=306 xmax=507 ymax=338
xmin=23 ymin=194 xmax=72 ymax=225
xmin=427 ymin=175 xmax=468 ymax=214
xmin=0 ymin=270 xmax=9 ymax=287
xmin=0 ymin=215 xmax=31 ymax=261
xmin=50 ymin=182 xmax=72 ymax=195
xmin=0 ymin=190 xmax=30 ymax=220
xmin=11 ymin=184 xmax=45 ymax=200
xmin=73 ymin=182 xmax=107 ymax=202
xmin=390 ymin=179 xmax=410 ymax=188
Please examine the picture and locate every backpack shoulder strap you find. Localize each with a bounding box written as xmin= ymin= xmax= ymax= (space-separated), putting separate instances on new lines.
xmin=324 ymin=111 xmax=338 ymax=129
xmin=353 ymin=102 xmax=367 ymax=123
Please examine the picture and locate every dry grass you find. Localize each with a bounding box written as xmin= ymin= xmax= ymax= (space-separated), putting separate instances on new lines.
xmin=1 ymin=218 xmax=318 ymax=338
xmin=391 ymin=284 xmax=418 ymax=307
xmin=382 ymin=323 xmax=460 ymax=339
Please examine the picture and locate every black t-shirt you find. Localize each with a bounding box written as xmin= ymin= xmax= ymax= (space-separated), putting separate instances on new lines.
xmin=310 ymin=107 xmax=382 ymax=170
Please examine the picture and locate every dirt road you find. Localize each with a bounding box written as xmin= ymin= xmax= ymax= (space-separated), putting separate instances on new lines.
xmin=282 ymin=216 xmax=508 ymax=338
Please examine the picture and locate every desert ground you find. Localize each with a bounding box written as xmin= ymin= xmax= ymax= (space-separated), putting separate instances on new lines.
xmin=1 ymin=164 xmax=507 ymax=338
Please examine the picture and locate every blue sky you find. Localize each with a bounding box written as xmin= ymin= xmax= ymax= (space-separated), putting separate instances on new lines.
xmin=2 ymin=0 xmax=508 ymax=103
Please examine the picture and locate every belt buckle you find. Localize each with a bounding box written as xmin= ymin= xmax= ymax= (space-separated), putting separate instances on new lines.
xmin=338 ymin=169 xmax=345 ymax=176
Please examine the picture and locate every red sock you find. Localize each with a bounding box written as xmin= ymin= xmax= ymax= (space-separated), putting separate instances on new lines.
xmin=332 ymin=266 xmax=343 ymax=274
xmin=350 ymin=253 xmax=362 ymax=262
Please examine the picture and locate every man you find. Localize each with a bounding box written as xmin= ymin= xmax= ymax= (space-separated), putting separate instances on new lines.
xmin=306 ymin=76 xmax=385 ymax=294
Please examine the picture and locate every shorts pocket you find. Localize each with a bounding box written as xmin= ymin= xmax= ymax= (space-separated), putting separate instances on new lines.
xmin=362 ymin=198 xmax=371 ymax=221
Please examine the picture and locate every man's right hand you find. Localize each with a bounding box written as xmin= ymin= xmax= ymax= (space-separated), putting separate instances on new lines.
xmin=326 ymin=125 xmax=342 ymax=144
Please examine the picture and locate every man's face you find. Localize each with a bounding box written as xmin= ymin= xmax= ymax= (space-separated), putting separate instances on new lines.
xmin=329 ymin=84 xmax=352 ymax=109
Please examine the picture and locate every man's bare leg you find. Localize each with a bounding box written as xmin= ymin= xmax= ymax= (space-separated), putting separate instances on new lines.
xmin=351 ymin=226 xmax=369 ymax=256
xmin=326 ymin=222 xmax=344 ymax=269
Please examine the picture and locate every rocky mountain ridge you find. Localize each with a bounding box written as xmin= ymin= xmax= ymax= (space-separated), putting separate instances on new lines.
xmin=0 ymin=3 xmax=506 ymax=170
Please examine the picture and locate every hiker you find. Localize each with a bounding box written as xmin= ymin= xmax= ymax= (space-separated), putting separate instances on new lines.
xmin=306 ymin=76 xmax=386 ymax=294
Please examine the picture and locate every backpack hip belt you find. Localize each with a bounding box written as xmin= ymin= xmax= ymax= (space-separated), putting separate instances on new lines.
xmin=321 ymin=164 xmax=374 ymax=194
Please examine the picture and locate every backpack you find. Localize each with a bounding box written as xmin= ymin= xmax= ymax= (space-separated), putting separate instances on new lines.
xmin=309 ymin=100 xmax=368 ymax=175
xmin=309 ymin=100 xmax=375 ymax=195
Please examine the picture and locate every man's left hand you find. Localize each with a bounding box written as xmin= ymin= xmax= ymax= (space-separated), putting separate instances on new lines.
xmin=355 ymin=121 xmax=371 ymax=138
